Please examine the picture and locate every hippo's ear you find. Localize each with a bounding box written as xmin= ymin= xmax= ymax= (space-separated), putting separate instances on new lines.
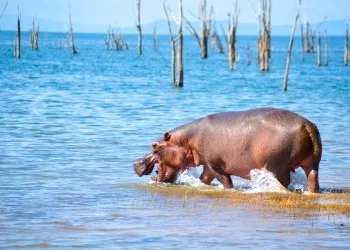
xmin=163 ymin=132 xmax=171 ymax=141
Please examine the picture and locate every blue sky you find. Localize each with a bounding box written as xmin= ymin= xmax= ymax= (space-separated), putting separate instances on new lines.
xmin=1 ymin=0 xmax=349 ymax=32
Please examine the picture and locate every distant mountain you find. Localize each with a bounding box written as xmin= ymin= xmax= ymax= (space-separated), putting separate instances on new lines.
xmin=1 ymin=14 xmax=348 ymax=36
xmin=131 ymin=19 xmax=348 ymax=36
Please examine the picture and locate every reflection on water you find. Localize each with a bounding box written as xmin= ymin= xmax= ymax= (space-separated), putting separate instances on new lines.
xmin=0 ymin=32 xmax=349 ymax=248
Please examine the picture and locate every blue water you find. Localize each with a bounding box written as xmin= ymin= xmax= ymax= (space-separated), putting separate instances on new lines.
xmin=0 ymin=31 xmax=349 ymax=249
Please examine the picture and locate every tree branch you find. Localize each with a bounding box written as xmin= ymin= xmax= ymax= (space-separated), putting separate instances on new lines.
xmin=0 ymin=1 xmax=8 ymax=18
xmin=184 ymin=16 xmax=201 ymax=47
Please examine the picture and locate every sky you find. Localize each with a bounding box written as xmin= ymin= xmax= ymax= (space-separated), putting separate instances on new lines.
xmin=1 ymin=0 xmax=349 ymax=32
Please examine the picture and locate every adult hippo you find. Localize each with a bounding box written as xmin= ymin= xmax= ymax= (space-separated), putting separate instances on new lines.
xmin=134 ymin=108 xmax=322 ymax=193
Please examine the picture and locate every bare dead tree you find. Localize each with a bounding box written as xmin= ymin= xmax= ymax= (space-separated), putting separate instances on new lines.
xmin=210 ymin=11 xmax=224 ymax=54
xmin=283 ymin=0 xmax=301 ymax=92
xmin=345 ymin=23 xmax=349 ymax=66
xmin=153 ymin=23 xmax=159 ymax=51
xmin=135 ymin=0 xmax=142 ymax=55
xmin=177 ymin=1 xmax=184 ymax=86
xmin=110 ymin=28 xmax=128 ymax=51
xmin=300 ymin=20 xmax=305 ymax=61
xmin=68 ymin=0 xmax=78 ymax=54
xmin=30 ymin=17 xmax=39 ymax=50
xmin=316 ymin=17 xmax=327 ymax=66
xmin=105 ymin=24 xmax=111 ymax=50
xmin=258 ymin=0 xmax=271 ymax=71
xmin=246 ymin=44 xmax=251 ymax=66
xmin=200 ymin=1 xmax=210 ymax=58
xmin=305 ymin=17 xmax=326 ymax=54
xmin=14 ymin=8 xmax=20 ymax=58
xmin=228 ymin=2 xmax=239 ymax=70
xmin=163 ymin=0 xmax=183 ymax=87
xmin=305 ymin=21 xmax=314 ymax=53
xmin=185 ymin=0 xmax=212 ymax=59
xmin=310 ymin=31 xmax=315 ymax=52
xmin=111 ymin=29 xmax=120 ymax=51
xmin=317 ymin=31 xmax=321 ymax=66
xmin=324 ymin=30 xmax=328 ymax=66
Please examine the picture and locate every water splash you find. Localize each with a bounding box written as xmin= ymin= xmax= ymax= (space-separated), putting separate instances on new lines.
xmin=176 ymin=168 xmax=206 ymax=187
xmin=245 ymin=169 xmax=289 ymax=193
xmin=289 ymin=168 xmax=308 ymax=193
xmin=148 ymin=167 xmax=309 ymax=194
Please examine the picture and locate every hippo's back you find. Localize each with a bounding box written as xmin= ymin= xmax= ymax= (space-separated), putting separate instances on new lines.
xmin=196 ymin=108 xmax=320 ymax=178
xmin=206 ymin=108 xmax=306 ymax=127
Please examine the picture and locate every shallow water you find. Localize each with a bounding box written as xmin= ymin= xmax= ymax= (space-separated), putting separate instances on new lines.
xmin=0 ymin=32 xmax=349 ymax=249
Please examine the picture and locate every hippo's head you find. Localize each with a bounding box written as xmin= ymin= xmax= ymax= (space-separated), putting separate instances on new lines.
xmin=134 ymin=132 xmax=194 ymax=183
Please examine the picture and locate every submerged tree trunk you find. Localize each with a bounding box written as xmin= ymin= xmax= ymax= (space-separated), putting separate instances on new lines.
xmin=68 ymin=0 xmax=78 ymax=54
xmin=111 ymin=30 xmax=120 ymax=51
xmin=228 ymin=2 xmax=238 ymax=71
xmin=317 ymin=31 xmax=321 ymax=66
xmin=283 ymin=0 xmax=301 ymax=92
xmin=258 ymin=0 xmax=271 ymax=71
xmin=105 ymin=25 xmax=111 ymax=50
xmin=177 ymin=0 xmax=183 ymax=87
xmin=153 ymin=24 xmax=159 ymax=51
xmin=184 ymin=0 xmax=211 ymax=59
xmin=345 ymin=23 xmax=349 ymax=66
xmin=305 ymin=22 xmax=314 ymax=53
xmin=200 ymin=1 xmax=209 ymax=58
xmin=211 ymin=33 xmax=224 ymax=54
xmin=210 ymin=15 xmax=224 ymax=54
xmin=14 ymin=9 xmax=20 ymax=58
xmin=324 ymin=30 xmax=328 ymax=66
xmin=163 ymin=0 xmax=183 ymax=87
xmin=267 ymin=0 xmax=271 ymax=58
xmin=300 ymin=21 xmax=305 ymax=61
xmin=136 ymin=0 xmax=142 ymax=55
xmin=30 ymin=17 xmax=39 ymax=50
xmin=246 ymin=44 xmax=251 ymax=66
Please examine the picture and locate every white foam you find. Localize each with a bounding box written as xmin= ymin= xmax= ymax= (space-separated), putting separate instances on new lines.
xmin=149 ymin=167 xmax=308 ymax=194
xmin=245 ymin=169 xmax=289 ymax=193
xmin=289 ymin=168 xmax=308 ymax=193
xmin=176 ymin=168 xmax=206 ymax=187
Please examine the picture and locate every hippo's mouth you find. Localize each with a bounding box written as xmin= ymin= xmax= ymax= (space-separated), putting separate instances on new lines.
xmin=134 ymin=151 xmax=159 ymax=177
xmin=150 ymin=163 xmax=179 ymax=184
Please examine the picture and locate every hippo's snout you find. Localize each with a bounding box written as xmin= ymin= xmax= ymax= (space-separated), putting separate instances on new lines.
xmin=133 ymin=158 xmax=146 ymax=177
xmin=133 ymin=151 xmax=158 ymax=177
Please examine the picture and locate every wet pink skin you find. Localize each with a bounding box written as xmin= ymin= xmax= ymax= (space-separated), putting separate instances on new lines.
xmin=134 ymin=108 xmax=322 ymax=193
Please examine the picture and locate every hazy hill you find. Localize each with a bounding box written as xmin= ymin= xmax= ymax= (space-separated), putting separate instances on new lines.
xmin=1 ymin=14 xmax=347 ymax=36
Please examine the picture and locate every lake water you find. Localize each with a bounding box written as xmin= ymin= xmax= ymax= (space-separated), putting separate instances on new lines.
xmin=0 ymin=31 xmax=349 ymax=249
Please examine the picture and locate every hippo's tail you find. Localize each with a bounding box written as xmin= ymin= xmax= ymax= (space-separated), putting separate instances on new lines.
xmin=304 ymin=122 xmax=322 ymax=159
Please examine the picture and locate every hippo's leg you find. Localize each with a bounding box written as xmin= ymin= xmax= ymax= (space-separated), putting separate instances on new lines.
xmin=207 ymin=164 xmax=233 ymax=189
xmin=266 ymin=163 xmax=291 ymax=191
xmin=301 ymin=163 xmax=320 ymax=193
xmin=274 ymin=170 xmax=291 ymax=189
xmin=199 ymin=165 xmax=215 ymax=185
